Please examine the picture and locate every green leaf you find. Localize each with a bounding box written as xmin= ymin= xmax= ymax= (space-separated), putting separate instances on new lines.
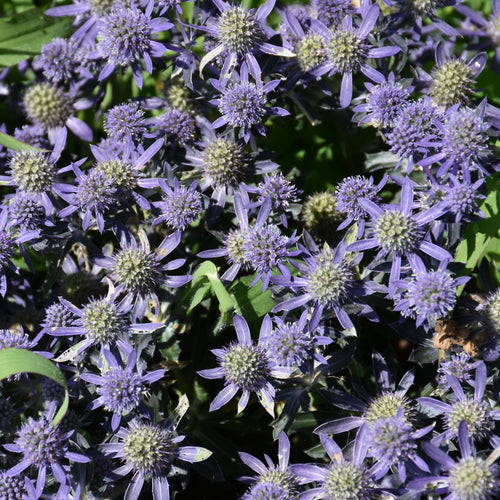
xmin=0 ymin=131 xmax=44 ymax=152
xmin=0 ymin=7 xmax=73 ymax=67
xmin=0 ymin=348 xmax=68 ymax=426
xmin=455 ymin=175 xmax=500 ymax=294
xmin=229 ymin=274 xmax=275 ymax=324
xmin=182 ymin=261 xmax=236 ymax=315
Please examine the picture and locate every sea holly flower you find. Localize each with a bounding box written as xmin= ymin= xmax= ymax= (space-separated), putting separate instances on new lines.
xmin=57 ymin=164 xmax=117 ymax=234
xmin=103 ymin=101 xmax=149 ymax=146
xmin=245 ymin=171 xmax=301 ymax=227
xmin=273 ymin=239 xmax=376 ymax=330
xmin=4 ymin=415 xmax=90 ymax=495
xmin=151 ymin=107 xmax=198 ymax=146
xmin=346 ymin=177 xmax=451 ymax=289
xmin=315 ymin=352 xmax=415 ymax=436
xmin=198 ymin=314 xmax=289 ymax=416
xmin=417 ymin=361 xmax=500 ymax=447
xmin=243 ymin=206 xmax=300 ymax=290
xmin=415 ymin=41 xmax=486 ymax=109
xmin=80 ymin=348 xmax=165 ymax=431
xmin=100 ymin=415 xmax=211 ymax=500
xmin=393 ymin=261 xmax=469 ymax=330
xmin=94 ymin=2 xmax=173 ymax=88
xmin=437 ymin=352 xmax=478 ymax=388
xmin=185 ymin=126 xmax=278 ymax=204
xmin=198 ymin=0 xmax=294 ymax=82
xmin=152 ymin=178 xmax=203 ymax=231
xmin=49 ymin=290 xmax=162 ymax=357
xmin=290 ymin=429 xmax=391 ymax=499
xmin=352 ymin=73 xmax=414 ymax=129
xmin=311 ymin=0 xmax=354 ymax=28
xmin=0 ymin=470 xmax=26 ymax=499
xmin=91 ymin=138 xmax=164 ymax=209
xmin=366 ymin=408 xmax=432 ymax=482
xmin=308 ymin=3 xmax=401 ymax=107
xmin=258 ymin=311 xmax=332 ymax=370
xmin=6 ymin=192 xmax=47 ymax=231
xmin=419 ymin=101 xmax=492 ymax=180
xmin=334 ymin=174 xmax=385 ymax=237
xmin=198 ymin=192 xmax=252 ymax=282
xmin=408 ymin=422 xmax=500 ymax=500
xmin=239 ymin=432 xmax=300 ymax=499
xmin=35 ymin=37 xmax=79 ymax=84
xmin=210 ymin=64 xmax=290 ymax=143
xmin=23 ymin=82 xmax=93 ymax=143
xmin=94 ymin=227 xmax=190 ymax=319
xmin=385 ymin=97 xmax=443 ymax=172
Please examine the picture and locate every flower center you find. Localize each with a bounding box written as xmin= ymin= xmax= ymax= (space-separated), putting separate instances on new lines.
xmin=222 ymin=343 xmax=270 ymax=391
xmin=23 ymin=82 xmax=72 ymax=130
xmin=446 ymin=397 xmax=493 ymax=439
xmin=81 ymin=300 xmax=127 ymax=344
xmin=10 ymin=150 xmax=55 ymax=194
xmin=326 ymin=29 xmax=367 ymax=73
xmin=295 ymin=34 xmax=326 ymax=72
xmin=430 ymin=60 xmax=474 ymax=108
xmin=374 ymin=210 xmax=420 ymax=254
xmin=217 ymin=6 xmax=262 ymax=54
xmin=113 ymin=248 xmax=158 ymax=295
xmin=202 ymin=138 xmax=249 ymax=188
xmin=323 ymin=462 xmax=372 ymax=500
xmin=449 ymin=457 xmax=497 ymax=500
xmin=219 ymin=82 xmax=267 ymax=128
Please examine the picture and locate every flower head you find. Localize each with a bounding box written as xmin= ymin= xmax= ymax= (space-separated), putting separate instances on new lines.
xmin=101 ymin=417 xmax=211 ymax=500
xmin=153 ymin=107 xmax=197 ymax=145
xmin=240 ymin=432 xmax=299 ymax=500
xmin=104 ymin=101 xmax=148 ymax=144
xmin=395 ymin=266 xmax=465 ymax=329
xmin=211 ymin=64 xmax=288 ymax=142
xmin=198 ymin=314 xmax=281 ymax=415
xmin=152 ymin=178 xmax=203 ymax=231
xmin=96 ymin=3 xmax=172 ymax=87
xmin=81 ymin=348 xmax=164 ymax=431
xmin=36 ymin=37 xmax=78 ymax=84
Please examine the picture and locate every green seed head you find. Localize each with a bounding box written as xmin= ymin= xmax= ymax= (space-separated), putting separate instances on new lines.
xmin=430 ymin=60 xmax=475 ymax=108
xmin=202 ymin=138 xmax=250 ymax=189
xmin=217 ymin=6 xmax=263 ymax=54
xmin=374 ymin=210 xmax=421 ymax=254
xmin=449 ymin=457 xmax=498 ymax=500
xmin=23 ymin=82 xmax=72 ymax=130
xmin=295 ymin=34 xmax=327 ymax=72
xmin=81 ymin=299 xmax=127 ymax=344
xmin=323 ymin=462 xmax=372 ymax=500
xmin=10 ymin=150 xmax=55 ymax=194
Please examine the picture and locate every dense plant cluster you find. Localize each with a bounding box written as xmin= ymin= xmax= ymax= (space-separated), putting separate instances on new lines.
xmin=0 ymin=0 xmax=499 ymax=498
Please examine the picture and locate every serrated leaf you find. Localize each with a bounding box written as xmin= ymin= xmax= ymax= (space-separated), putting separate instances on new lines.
xmin=0 ymin=348 xmax=68 ymax=426
xmin=0 ymin=7 xmax=73 ymax=67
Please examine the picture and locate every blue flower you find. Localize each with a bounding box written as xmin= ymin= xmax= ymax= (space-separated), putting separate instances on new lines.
xmin=4 ymin=416 xmax=89 ymax=494
xmin=211 ymin=64 xmax=289 ymax=143
xmin=94 ymin=227 xmax=191 ymax=319
xmin=104 ymin=101 xmax=148 ymax=145
xmin=199 ymin=0 xmax=294 ymax=82
xmin=152 ymin=178 xmax=203 ymax=231
xmin=240 ymin=432 xmax=300 ymax=499
xmin=198 ymin=314 xmax=286 ymax=415
xmin=81 ymin=348 xmax=165 ymax=431
xmin=346 ymin=177 xmax=451 ymax=289
xmin=273 ymin=239 xmax=375 ymax=330
xmin=409 ymin=422 xmax=500 ymax=500
xmin=308 ymin=3 xmax=401 ymax=107
xmin=100 ymin=417 xmax=211 ymax=500
xmin=95 ymin=2 xmax=172 ymax=88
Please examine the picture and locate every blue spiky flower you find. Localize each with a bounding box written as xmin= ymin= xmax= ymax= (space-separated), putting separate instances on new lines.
xmin=96 ymin=3 xmax=172 ymax=87
xmin=104 ymin=101 xmax=148 ymax=144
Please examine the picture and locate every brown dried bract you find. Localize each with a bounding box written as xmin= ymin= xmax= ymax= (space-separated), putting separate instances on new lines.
xmin=433 ymin=318 xmax=489 ymax=356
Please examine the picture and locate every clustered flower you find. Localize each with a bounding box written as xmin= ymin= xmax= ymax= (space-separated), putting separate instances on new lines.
xmin=0 ymin=0 xmax=499 ymax=498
